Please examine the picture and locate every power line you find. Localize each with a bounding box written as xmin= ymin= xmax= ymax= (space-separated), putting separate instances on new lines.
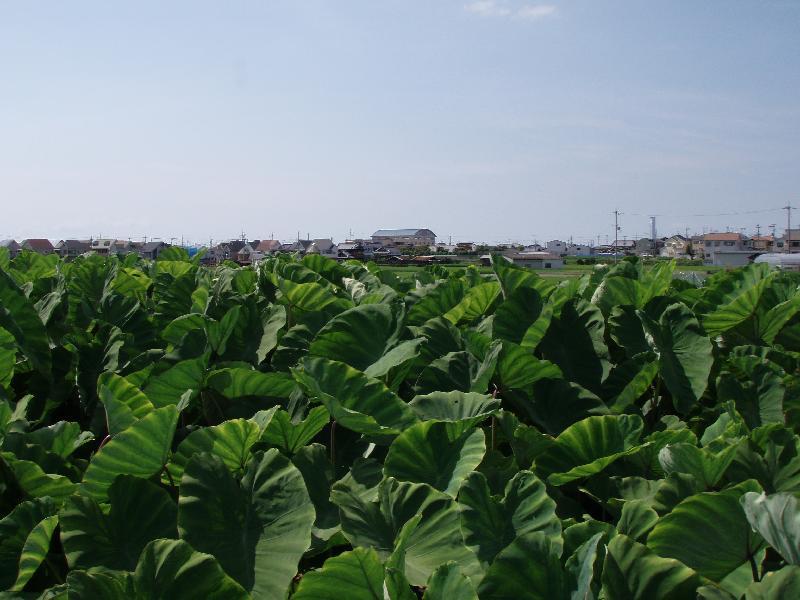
xmin=627 ymin=206 xmax=785 ymax=218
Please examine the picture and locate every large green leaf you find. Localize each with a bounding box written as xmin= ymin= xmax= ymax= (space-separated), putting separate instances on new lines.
xmin=178 ymin=449 xmax=315 ymax=597
xmin=261 ymin=405 xmax=329 ymax=454
xmin=497 ymin=342 xmax=562 ymax=391
xmin=143 ymin=356 xmax=207 ymax=408
xmin=24 ymin=422 xmax=93 ymax=460
xmin=443 ymin=281 xmax=501 ymax=325
xmin=647 ymin=481 xmax=765 ymax=582
xmin=406 ymin=279 xmax=466 ymax=326
xmin=383 ymin=421 xmax=486 ymax=496
xmin=703 ymin=274 xmax=774 ymax=337
xmin=492 ymin=287 xmax=545 ymax=344
xmin=639 ymin=302 xmax=713 ymax=413
xmin=97 ymin=372 xmax=154 ymax=435
xmin=168 ymin=418 xmax=261 ymax=480
xmin=717 ymin=367 xmax=784 ymax=429
xmin=81 ymin=405 xmax=179 ymax=500
xmin=60 ymin=475 xmax=177 ymax=570
xmin=0 ymin=326 xmax=15 ymax=390
xmin=592 ymin=276 xmax=651 ymax=316
xmin=257 ymin=303 xmax=287 ymax=363
xmin=740 ymin=491 xmax=800 ymax=565
xmin=477 ymin=531 xmax=568 ymax=600
xmin=759 ymin=295 xmax=800 ymax=345
xmin=205 ymin=366 xmax=296 ymax=400
xmin=423 ymin=562 xmax=479 ymax=600
xmin=1 ymin=453 xmax=78 ymax=500
xmin=536 ymin=415 xmax=645 ymax=485
xmin=659 ymin=442 xmax=739 ymax=490
xmin=279 ymin=278 xmax=349 ymax=312
xmin=490 ymin=254 xmax=555 ymax=299
xmin=332 ymin=477 xmax=481 ymax=586
xmin=292 ymin=547 xmax=385 ymax=600
xmin=528 ymin=378 xmax=609 ymax=434
xmin=297 ymin=357 xmax=418 ymax=435
xmin=0 ymin=497 xmax=58 ymax=590
xmin=292 ymin=443 xmax=340 ymax=547
xmin=603 ymin=354 xmax=659 ymax=413
xmin=743 ymin=565 xmax=800 ymax=599
xmin=11 ymin=513 xmax=58 ymax=591
xmin=408 ymin=391 xmax=499 ymax=431
xmin=0 ymin=269 xmax=51 ymax=375
xmin=133 ymin=538 xmax=249 ymax=599
xmin=309 ymin=304 xmax=401 ymax=371
xmin=459 ymin=470 xmax=561 ymax=566
xmin=540 ymin=298 xmax=610 ymax=394
xmin=602 ymin=533 xmax=701 ymax=600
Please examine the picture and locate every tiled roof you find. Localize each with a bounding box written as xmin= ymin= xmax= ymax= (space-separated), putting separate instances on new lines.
xmin=704 ymin=232 xmax=743 ymax=241
xmin=372 ymin=229 xmax=435 ymax=237
xmin=255 ymin=240 xmax=281 ymax=252
xmin=22 ymin=239 xmax=54 ymax=251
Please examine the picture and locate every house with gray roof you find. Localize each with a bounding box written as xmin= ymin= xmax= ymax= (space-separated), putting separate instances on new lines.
xmin=56 ymin=239 xmax=90 ymax=259
xmin=371 ymin=228 xmax=436 ymax=247
xmin=0 ymin=240 xmax=20 ymax=258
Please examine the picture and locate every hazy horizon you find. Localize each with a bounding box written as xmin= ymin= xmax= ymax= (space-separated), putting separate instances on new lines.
xmin=2 ymin=1 xmax=799 ymax=246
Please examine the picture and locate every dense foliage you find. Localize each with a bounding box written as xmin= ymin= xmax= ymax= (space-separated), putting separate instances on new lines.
xmin=1 ymin=248 xmax=800 ymax=599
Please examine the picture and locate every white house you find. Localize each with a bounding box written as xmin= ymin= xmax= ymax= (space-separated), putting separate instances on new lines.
xmin=660 ymin=235 xmax=690 ymax=259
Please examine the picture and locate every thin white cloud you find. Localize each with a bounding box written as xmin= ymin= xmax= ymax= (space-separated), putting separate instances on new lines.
xmin=517 ymin=4 xmax=557 ymax=20
xmin=464 ymin=2 xmax=558 ymax=21
xmin=464 ymin=1 xmax=511 ymax=18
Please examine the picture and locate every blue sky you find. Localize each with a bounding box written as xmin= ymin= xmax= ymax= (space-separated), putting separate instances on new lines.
xmin=2 ymin=1 xmax=798 ymax=245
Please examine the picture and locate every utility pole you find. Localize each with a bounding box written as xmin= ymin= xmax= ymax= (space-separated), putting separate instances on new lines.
xmin=613 ymin=210 xmax=621 ymax=263
xmin=756 ymin=224 xmax=761 ymax=238
xmin=784 ymin=205 xmax=794 ymax=253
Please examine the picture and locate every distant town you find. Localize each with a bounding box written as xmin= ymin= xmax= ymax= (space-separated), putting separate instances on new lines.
xmin=1 ymin=225 xmax=797 ymax=270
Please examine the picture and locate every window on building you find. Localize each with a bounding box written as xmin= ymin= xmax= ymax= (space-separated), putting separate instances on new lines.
xmin=724 ymin=241 xmax=734 ymax=246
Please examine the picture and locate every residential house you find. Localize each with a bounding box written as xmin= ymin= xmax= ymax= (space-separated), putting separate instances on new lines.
xmin=523 ymin=243 xmax=545 ymax=253
xmin=113 ymin=240 xmax=142 ymax=255
xmin=90 ymin=239 xmax=117 ymax=255
xmin=660 ymin=235 xmax=690 ymax=259
xmin=702 ymin=232 xmax=755 ymax=266
xmin=481 ymin=252 xmax=563 ymax=269
xmin=21 ymin=239 xmax=55 ymax=254
xmin=703 ymin=232 xmax=746 ymax=252
xmin=235 ymin=243 xmax=257 ymax=265
xmin=748 ymin=235 xmax=776 ymax=253
xmin=455 ymin=242 xmax=477 ymax=253
xmin=546 ymin=240 xmax=567 ymax=255
xmin=595 ymin=239 xmax=636 ymax=256
xmin=278 ymin=239 xmax=313 ymax=254
xmin=634 ymin=238 xmax=658 ymax=256
xmin=780 ymin=229 xmax=800 ymax=253
xmin=565 ymin=243 xmax=593 ymax=257
xmin=140 ymin=241 xmax=168 ymax=260
xmin=371 ymin=228 xmax=436 ymax=248
xmin=337 ymin=241 xmax=365 ymax=260
xmin=0 ymin=239 xmax=20 ymax=258
xmin=55 ymin=239 xmax=90 ymax=259
xmin=306 ymin=239 xmax=338 ymax=257
xmin=212 ymin=240 xmax=247 ymax=262
xmin=255 ymin=240 xmax=281 ymax=255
